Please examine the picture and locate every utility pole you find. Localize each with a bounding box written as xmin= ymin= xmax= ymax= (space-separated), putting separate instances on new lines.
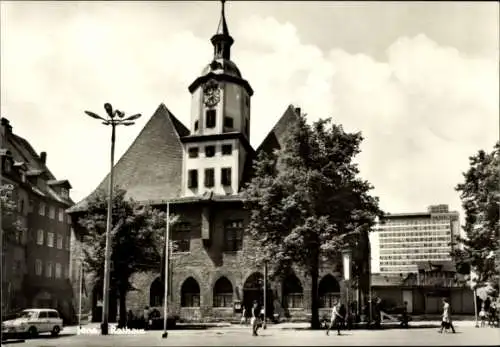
xmin=263 ymin=261 xmax=267 ymax=329
xmin=78 ymin=258 xmax=84 ymax=330
xmin=162 ymin=202 xmax=170 ymax=339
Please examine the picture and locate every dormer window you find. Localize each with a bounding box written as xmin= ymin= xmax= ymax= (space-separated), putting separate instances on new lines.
xmin=205 ymin=146 xmax=215 ymax=158
xmin=188 ymin=147 xmax=199 ymax=158
xmin=60 ymin=188 xmax=69 ymax=199
xmin=206 ymin=110 xmax=216 ymax=128
xmin=4 ymin=159 xmax=12 ymax=173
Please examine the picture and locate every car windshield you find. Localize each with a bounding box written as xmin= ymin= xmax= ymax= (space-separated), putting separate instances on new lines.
xmin=19 ymin=311 xmax=37 ymax=319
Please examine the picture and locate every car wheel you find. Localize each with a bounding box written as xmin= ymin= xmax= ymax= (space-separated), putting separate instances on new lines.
xmin=51 ymin=326 xmax=60 ymax=337
xmin=28 ymin=326 xmax=38 ymax=338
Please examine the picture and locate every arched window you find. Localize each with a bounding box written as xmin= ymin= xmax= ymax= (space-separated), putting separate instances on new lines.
xmin=282 ymin=274 xmax=303 ymax=308
xmin=213 ymin=277 xmax=233 ymax=307
xmin=150 ymin=277 xmax=164 ymax=307
xmin=181 ymin=277 xmax=200 ymax=307
xmin=319 ymin=275 xmax=340 ymax=308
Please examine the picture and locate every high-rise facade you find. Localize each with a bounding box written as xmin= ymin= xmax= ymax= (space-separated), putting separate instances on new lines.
xmin=370 ymin=204 xmax=459 ymax=275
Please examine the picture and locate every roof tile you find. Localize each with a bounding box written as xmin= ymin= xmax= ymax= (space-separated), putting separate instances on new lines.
xmin=68 ymin=104 xmax=186 ymax=213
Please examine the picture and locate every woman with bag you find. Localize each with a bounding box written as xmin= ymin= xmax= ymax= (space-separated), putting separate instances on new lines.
xmin=251 ymin=301 xmax=261 ymax=336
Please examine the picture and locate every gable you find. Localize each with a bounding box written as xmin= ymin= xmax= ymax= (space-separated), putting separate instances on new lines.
xmin=68 ymin=104 xmax=187 ymax=213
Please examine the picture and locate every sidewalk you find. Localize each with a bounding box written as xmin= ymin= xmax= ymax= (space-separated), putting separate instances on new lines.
xmin=65 ymin=319 xmax=480 ymax=334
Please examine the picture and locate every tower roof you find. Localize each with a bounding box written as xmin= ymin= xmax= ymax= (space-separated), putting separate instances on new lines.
xmin=215 ymin=0 xmax=229 ymax=36
xmin=210 ymin=0 xmax=234 ymax=61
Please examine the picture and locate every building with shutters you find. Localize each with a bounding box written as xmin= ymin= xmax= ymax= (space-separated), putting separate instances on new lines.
xmin=1 ymin=117 xmax=74 ymax=323
xmin=67 ymin=1 xmax=354 ymax=323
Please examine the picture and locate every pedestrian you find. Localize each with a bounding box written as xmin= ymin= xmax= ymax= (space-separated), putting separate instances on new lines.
xmin=439 ymin=298 xmax=456 ymax=333
xmin=126 ymin=310 xmax=134 ymax=329
xmin=400 ymin=301 xmax=409 ymax=328
xmin=488 ymin=301 xmax=498 ymax=327
xmin=326 ymin=300 xmax=343 ymax=336
xmin=240 ymin=306 xmax=247 ymax=325
xmin=143 ymin=306 xmax=150 ymax=330
xmin=251 ymin=301 xmax=261 ymax=336
xmin=479 ymin=303 xmax=487 ymax=327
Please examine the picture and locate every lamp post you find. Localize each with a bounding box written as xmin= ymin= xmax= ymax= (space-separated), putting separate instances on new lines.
xmin=78 ymin=257 xmax=84 ymax=331
xmin=162 ymin=202 xmax=170 ymax=339
xmin=85 ymin=104 xmax=141 ymax=335
xmin=263 ymin=261 xmax=267 ymax=329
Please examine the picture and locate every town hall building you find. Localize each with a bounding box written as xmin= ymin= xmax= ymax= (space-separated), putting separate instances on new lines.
xmin=67 ymin=1 xmax=347 ymax=322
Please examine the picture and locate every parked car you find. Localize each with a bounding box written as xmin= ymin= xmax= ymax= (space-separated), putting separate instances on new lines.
xmin=1 ymin=309 xmax=63 ymax=339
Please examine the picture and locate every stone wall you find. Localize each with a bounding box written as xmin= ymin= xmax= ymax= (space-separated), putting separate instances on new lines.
xmin=71 ymin=202 xmax=347 ymax=323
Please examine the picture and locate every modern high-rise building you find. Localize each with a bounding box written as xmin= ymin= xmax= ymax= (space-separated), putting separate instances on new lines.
xmin=369 ymin=204 xmax=459 ymax=275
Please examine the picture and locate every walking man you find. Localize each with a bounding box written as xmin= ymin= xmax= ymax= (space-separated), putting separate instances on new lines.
xmin=439 ymin=298 xmax=456 ymax=333
xmin=251 ymin=301 xmax=261 ymax=336
xmin=143 ymin=306 xmax=150 ymax=330
xmin=240 ymin=306 xmax=248 ymax=325
xmin=326 ymin=300 xmax=343 ymax=336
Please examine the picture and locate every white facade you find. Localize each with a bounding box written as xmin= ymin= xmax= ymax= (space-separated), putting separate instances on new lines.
xmin=370 ymin=205 xmax=459 ymax=275
xmin=182 ymin=139 xmax=248 ymax=196
xmin=183 ymin=77 xmax=251 ymax=198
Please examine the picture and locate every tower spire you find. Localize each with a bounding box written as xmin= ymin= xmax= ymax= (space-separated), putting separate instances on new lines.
xmin=216 ymin=0 xmax=229 ymax=36
xmin=211 ymin=0 xmax=234 ymax=60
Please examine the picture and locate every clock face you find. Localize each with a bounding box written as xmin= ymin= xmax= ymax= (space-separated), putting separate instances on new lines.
xmin=203 ymin=81 xmax=221 ymax=107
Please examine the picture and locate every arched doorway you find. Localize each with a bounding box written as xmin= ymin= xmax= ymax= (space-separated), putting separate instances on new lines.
xmin=150 ymin=277 xmax=164 ymax=307
xmin=282 ymin=274 xmax=303 ymax=309
xmin=181 ymin=277 xmax=200 ymax=307
xmin=243 ymin=272 xmax=274 ymax=318
xmin=319 ymin=274 xmax=341 ymax=308
xmin=213 ymin=277 xmax=233 ymax=307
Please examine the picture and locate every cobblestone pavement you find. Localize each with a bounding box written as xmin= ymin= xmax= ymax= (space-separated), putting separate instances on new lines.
xmin=5 ymin=323 xmax=498 ymax=346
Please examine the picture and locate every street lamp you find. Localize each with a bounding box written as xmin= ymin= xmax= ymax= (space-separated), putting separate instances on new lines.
xmin=263 ymin=261 xmax=268 ymax=329
xmin=162 ymin=202 xmax=171 ymax=339
xmin=84 ymin=103 xmax=141 ymax=335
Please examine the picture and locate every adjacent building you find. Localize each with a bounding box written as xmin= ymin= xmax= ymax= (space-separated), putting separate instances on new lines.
xmin=1 ymin=117 xmax=75 ymax=322
xmin=67 ymin=2 xmax=358 ymax=323
xmin=370 ymin=204 xmax=460 ymax=275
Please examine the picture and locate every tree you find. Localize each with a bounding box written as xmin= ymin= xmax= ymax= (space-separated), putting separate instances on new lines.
xmin=452 ymin=142 xmax=500 ymax=289
xmin=78 ymin=186 xmax=177 ymax=327
xmin=243 ymin=114 xmax=382 ymax=329
xmin=0 ymin=183 xmax=26 ymax=242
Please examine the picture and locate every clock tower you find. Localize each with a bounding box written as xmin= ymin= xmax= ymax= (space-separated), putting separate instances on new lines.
xmin=181 ymin=0 xmax=254 ymax=197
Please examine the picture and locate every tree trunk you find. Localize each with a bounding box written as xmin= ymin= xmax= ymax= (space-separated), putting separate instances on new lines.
xmin=118 ymin=286 xmax=127 ymax=328
xmin=310 ymin=250 xmax=321 ymax=329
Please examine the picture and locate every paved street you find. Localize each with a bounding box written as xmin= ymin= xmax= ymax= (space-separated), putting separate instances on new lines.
xmin=4 ymin=322 xmax=499 ymax=346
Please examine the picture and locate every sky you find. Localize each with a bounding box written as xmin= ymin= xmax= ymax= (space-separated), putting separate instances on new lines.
xmin=1 ymin=1 xmax=499 ymax=219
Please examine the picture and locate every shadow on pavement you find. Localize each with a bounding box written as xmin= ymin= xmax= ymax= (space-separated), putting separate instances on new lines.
xmin=287 ymin=323 xmax=441 ymax=331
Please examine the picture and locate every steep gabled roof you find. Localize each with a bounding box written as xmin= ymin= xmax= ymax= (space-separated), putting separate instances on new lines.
xmin=256 ymin=104 xmax=301 ymax=155
xmin=67 ymin=104 xmax=188 ymax=213
xmin=7 ymin=133 xmax=56 ymax=180
xmin=239 ymin=105 xmax=301 ymax=188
